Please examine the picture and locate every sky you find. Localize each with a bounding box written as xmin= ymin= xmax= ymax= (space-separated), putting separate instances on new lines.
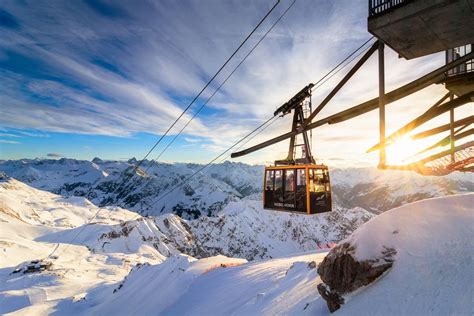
xmin=0 ymin=0 xmax=472 ymax=167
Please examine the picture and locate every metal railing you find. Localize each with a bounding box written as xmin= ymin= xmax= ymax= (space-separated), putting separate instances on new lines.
xmin=369 ymin=0 xmax=409 ymax=17
xmin=446 ymin=44 xmax=474 ymax=77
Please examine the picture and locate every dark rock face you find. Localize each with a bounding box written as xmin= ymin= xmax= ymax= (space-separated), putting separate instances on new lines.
xmin=317 ymin=283 xmax=344 ymax=313
xmin=317 ymin=242 xmax=396 ymax=313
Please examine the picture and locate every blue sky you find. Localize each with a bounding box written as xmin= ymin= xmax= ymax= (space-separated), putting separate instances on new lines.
xmin=0 ymin=0 xmax=471 ymax=166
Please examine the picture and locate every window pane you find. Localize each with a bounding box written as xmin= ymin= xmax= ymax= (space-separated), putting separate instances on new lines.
xmin=297 ymin=169 xmax=306 ymax=186
xmin=284 ymin=169 xmax=295 ymax=192
xmin=314 ymin=168 xmax=326 ymax=192
xmin=274 ymin=170 xmax=283 ymax=191
xmin=265 ymin=170 xmax=274 ymax=190
xmin=308 ymin=168 xmax=326 ymax=192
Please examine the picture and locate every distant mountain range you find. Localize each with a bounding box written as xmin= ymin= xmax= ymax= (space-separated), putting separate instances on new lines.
xmin=0 ymin=158 xmax=472 ymax=219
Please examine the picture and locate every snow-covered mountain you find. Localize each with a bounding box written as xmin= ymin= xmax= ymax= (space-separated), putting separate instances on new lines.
xmin=0 ymin=176 xmax=371 ymax=263
xmin=0 ymin=159 xmax=262 ymax=219
xmin=0 ymin=158 xmax=472 ymax=219
xmin=83 ymin=188 xmax=473 ymax=316
xmin=0 ymin=174 xmax=371 ymax=314
xmin=158 ymin=199 xmax=373 ymax=261
xmin=1 ymin=175 xmax=471 ymax=315
xmin=330 ymin=168 xmax=473 ymax=213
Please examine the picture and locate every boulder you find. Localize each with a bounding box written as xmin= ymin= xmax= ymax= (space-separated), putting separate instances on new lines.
xmin=317 ymin=242 xmax=396 ymax=312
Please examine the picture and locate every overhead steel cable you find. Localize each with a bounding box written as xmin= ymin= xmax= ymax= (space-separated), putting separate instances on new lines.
xmin=148 ymin=0 xmax=296 ymax=166
xmin=85 ymin=36 xmax=376 ymax=246
xmin=74 ymin=33 xmax=378 ymax=258
xmin=47 ymin=1 xmax=281 ymax=259
xmin=144 ymin=36 xmax=378 ymax=212
xmin=208 ymin=42 xmax=374 ymax=174
xmin=310 ymin=36 xmax=374 ymax=93
xmin=54 ymin=32 xmax=376 ymax=258
xmin=214 ymin=115 xmax=281 ymax=166
xmin=311 ymin=39 xmax=375 ymax=92
xmin=130 ymin=0 xmax=281 ymax=173
xmin=146 ymin=115 xmax=277 ymax=208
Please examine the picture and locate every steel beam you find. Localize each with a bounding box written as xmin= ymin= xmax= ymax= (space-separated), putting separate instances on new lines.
xmin=304 ymin=40 xmax=379 ymax=124
xmin=231 ymin=51 xmax=474 ymax=158
xmin=418 ymin=128 xmax=473 ymax=154
xmin=410 ymin=116 xmax=473 ymax=140
xmin=367 ymin=92 xmax=450 ymax=151
xmin=367 ymin=92 xmax=473 ymax=152
xmin=325 ymin=51 xmax=474 ymax=125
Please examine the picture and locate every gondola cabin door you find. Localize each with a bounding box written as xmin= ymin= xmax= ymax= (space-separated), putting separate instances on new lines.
xmin=263 ymin=165 xmax=332 ymax=214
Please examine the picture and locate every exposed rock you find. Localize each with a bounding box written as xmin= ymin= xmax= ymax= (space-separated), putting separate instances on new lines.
xmin=317 ymin=283 xmax=344 ymax=313
xmin=12 ymin=259 xmax=53 ymax=274
xmin=317 ymin=242 xmax=396 ymax=312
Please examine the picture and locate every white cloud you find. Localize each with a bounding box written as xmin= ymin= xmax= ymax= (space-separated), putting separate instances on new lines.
xmin=0 ymin=0 xmax=471 ymax=165
xmin=0 ymin=140 xmax=20 ymax=144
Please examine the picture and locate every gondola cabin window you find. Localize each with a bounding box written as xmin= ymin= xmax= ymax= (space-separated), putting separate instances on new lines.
xmin=283 ymin=169 xmax=295 ymax=208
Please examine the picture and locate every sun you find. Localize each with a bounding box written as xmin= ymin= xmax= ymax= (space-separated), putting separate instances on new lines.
xmin=386 ymin=136 xmax=421 ymax=165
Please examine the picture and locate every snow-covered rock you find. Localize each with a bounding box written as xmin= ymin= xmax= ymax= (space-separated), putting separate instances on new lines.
xmin=317 ymin=193 xmax=474 ymax=314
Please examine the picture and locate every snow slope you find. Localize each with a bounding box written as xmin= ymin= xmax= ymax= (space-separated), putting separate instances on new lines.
xmin=53 ymin=194 xmax=474 ymax=316
xmin=334 ymin=193 xmax=474 ymax=315
xmin=0 ymin=177 xmax=184 ymax=315
xmin=0 ymin=176 xmax=370 ymax=314
xmin=1 ymin=176 xmax=472 ymax=315
xmin=63 ymin=252 xmax=327 ymax=315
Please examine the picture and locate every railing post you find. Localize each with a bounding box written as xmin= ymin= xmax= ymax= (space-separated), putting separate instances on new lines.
xmin=378 ymin=41 xmax=386 ymax=167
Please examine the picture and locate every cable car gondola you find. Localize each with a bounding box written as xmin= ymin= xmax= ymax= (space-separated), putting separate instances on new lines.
xmin=232 ymin=84 xmax=332 ymax=214
xmin=264 ymin=164 xmax=331 ymax=214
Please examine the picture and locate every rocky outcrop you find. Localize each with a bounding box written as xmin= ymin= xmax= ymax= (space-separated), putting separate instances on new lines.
xmin=317 ymin=242 xmax=396 ymax=312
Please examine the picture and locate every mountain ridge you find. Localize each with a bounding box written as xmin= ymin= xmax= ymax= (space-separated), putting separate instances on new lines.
xmin=0 ymin=158 xmax=472 ymax=219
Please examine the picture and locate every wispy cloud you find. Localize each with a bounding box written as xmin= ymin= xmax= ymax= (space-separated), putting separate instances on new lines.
xmin=0 ymin=0 xmax=470 ymax=164
xmin=0 ymin=140 xmax=20 ymax=144
xmin=46 ymin=152 xmax=63 ymax=158
xmin=0 ymin=133 xmax=21 ymax=137
xmin=17 ymin=131 xmax=50 ymax=138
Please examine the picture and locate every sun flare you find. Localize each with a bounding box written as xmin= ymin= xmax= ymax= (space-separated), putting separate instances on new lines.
xmin=386 ymin=136 xmax=421 ymax=165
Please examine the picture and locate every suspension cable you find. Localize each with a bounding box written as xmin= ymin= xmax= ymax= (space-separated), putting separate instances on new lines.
xmin=47 ymin=2 xmax=281 ymax=259
xmin=149 ymin=0 xmax=296 ymax=166
xmin=146 ymin=116 xmax=277 ymax=208
xmin=311 ymin=36 xmax=374 ymax=91
xmin=312 ymin=38 xmax=375 ymax=92
xmin=144 ymin=36 xmax=377 ymax=212
xmin=125 ymin=0 xmax=281 ymax=176
xmin=77 ymin=34 xmax=378 ymax=254
xmin=52 ymin=31 xmax=376 ymax=258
